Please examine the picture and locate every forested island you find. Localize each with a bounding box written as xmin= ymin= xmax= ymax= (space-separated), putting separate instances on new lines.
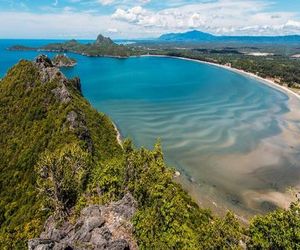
xmin=9 ymin=34 xmax=137 ymax=57
xmin=0 ymin=55 xmax=300 ymax=249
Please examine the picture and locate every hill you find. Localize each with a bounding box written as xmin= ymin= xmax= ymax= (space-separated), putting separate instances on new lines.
xmin=1 ymin=55 xmax=300 ymax=249
xmin=159 ymin=30 xmax=215 ymax=42
xmin=0 ymin=55 xmax=122 ymax=248
xmin=9 ymin=34 xmax=136 ymax=57
xmin=159 ymin=30 xmax=300 ymax=44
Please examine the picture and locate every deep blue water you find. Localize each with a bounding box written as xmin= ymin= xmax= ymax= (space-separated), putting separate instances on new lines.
xmin=1 ymin=39 xmax=300 ymax=216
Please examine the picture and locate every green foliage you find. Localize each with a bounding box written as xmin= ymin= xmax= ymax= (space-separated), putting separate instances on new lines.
xmin=247 ymin=202 xmax=300 ymax=249
xmin=89 ymin=140 xmax=244 ymax=249
xmin=35 ymin=143 xmax=91 ymax=217
xmin=90 ymin=157 xmax=125 ymax=203
xmin=201 ymin=211 xmax=244 ymax=249
xmin=0 ymin=60 xmax=121 ymax=248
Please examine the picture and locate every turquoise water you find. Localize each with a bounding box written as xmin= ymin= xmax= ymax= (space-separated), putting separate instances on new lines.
xmin=1 ymin=40 xmax=300 ymax=216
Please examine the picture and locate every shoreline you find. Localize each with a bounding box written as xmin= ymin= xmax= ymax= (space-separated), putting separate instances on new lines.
xmin=138 ymin=54 xmax=300 ymax=101
xmin=112 ymin=121 xmax=123 ymax=147
xmin=10 ymin=46 xmax=300 ymax=100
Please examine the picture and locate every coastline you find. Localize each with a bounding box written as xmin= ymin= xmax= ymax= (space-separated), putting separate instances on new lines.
xmin=112 ymin=121 xmax=123 ymax=147
xmin=10 ymin=46 xmax=300 ymax=99
xmin=138 ymin=54 xmax=300 ymax=101
xmin=135 ymin=54 xmax=300 ymax=218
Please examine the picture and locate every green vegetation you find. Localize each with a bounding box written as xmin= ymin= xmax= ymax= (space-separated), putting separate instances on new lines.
xmin=1 ymin=57 xmax=300 ymax=249
xmin=35 ymin=143 xmax=91 ymax=218
xmin=0 ymin=59 xmax=121 ymax=248
xmin=248 ymin=202 xmax=300 ymax=249
xmin=9 ymin=34 xmax=139 ymax=57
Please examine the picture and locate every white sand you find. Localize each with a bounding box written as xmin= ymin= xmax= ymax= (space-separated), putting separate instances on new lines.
xmin=112 ymin=121 xmax=123 ymax=146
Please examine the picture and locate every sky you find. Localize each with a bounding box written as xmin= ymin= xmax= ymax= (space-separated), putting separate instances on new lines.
xmin=0 ymin=0 xmax=300 ymax=39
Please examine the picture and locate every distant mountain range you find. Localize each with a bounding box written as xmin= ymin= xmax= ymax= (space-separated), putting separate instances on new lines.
xmin=159 ymin=30 xmax=300 ymax=44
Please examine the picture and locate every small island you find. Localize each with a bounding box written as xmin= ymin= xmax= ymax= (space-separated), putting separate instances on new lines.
xmin=9 ymin=34 xmax=137 ymax=58
xmin=52 ymin=54 xmax=77 ymax=67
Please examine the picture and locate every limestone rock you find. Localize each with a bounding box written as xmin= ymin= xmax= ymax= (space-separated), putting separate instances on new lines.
xmin=35 ymin=55 xmax=66 ymax=84
xmin=28 ymin=239 xmax=55 ymax=250
xmin=51 ymin=84 xmax=71 ymax=103
xmin=28 ymin=194 xmax=138 ymax=250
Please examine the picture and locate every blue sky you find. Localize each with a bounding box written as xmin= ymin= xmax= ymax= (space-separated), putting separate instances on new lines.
xmin=0 ymin=0 xmax=300 ymax=38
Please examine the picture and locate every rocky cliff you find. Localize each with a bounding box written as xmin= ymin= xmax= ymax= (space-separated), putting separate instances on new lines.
xmin=29 ymin=194 xmax=138 ymax=250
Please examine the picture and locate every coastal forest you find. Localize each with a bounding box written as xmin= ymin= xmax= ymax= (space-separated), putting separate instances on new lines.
xmin=0 ymin=54 xmax=300 ymax=249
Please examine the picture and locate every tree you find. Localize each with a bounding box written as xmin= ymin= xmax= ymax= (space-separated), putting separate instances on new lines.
xmin=35 ymin=143 xmax=90 ymax=217
xmin=247 ymin=202 xmax=300 ymax=249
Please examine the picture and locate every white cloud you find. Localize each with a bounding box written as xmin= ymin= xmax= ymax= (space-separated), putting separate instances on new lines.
xmin=98 ymin=0 xmax=150 ymax=6
xmin=108 ymin=28 xmax=118 ymax=32
xmin=98 ymin=0 xmax=115 ymax=6
xmin=0 ymin=11 xmax=142 ymax=39
xmin=112 ymin=0 xmax=300 ymax=35
xmin=285 ymin=20 xmax=300 ymax=28
xmin=1 ymin=0 xmax=300 ymax=39
xmin=112 ymin=6 xmax=147 ymax=23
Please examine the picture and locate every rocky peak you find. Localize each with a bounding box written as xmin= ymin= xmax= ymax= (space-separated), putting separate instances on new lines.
xmin=35 ymin=54 xmax=54 ymax=68
xmin=95 ymin=34 xmax=113 ymax=45
xmin=34 ymin=54 xmax=66 ymax=84
xmin=33 ymin=55 xmax=82 ymax=104
xmin=28 ymin=193 xmax=138 ymax=250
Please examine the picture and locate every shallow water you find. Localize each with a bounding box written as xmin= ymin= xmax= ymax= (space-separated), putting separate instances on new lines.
xmin=1 ymin=40 xmax=300 ymax=217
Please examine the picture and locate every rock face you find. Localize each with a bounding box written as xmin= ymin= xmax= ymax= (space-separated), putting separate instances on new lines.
xmin=34 ymin=55 xmax=81 ymax=103
xmin=95 ymin=35 xmax=114 ymax=45
xmin=35 ymin=55 xmax=65 ymax=84
xmin=28 ymin=193 xmax=138 ymax=250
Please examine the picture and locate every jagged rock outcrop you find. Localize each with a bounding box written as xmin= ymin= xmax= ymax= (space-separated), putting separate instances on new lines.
xmin=95 ymin=35 xmax=114 ymax=45
xmin=28 ymin=193 xmax=138 ymax=250
xmin=35 ymin=55 xmax=66 ymax=84
xmin=51 ymin=84 xmax=71 ymax=103
xmin=34 ymin=55 xmax=82 ymax=104
xmin=34 ymin=55 xmax=73 ymax=103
